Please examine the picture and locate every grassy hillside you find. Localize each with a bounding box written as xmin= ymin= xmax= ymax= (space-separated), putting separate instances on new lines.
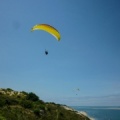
xmin=0 ymin=88 xmax=90 ymax=120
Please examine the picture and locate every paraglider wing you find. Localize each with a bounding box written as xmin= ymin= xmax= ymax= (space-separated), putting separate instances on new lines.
xmin=31 ymin=24 xmax=61 ymax=41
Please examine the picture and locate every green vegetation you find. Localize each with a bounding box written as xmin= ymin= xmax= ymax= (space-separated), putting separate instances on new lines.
xmin=0 ymin=88 xmax=90 ymax=120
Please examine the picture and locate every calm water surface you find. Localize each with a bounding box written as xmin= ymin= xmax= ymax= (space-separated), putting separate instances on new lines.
xmin=71 ymin=106 xmax=120 ymax=120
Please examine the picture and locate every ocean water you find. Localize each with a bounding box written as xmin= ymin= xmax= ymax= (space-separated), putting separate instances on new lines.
xmin=71 ymin=106 xmax=120 ymax=120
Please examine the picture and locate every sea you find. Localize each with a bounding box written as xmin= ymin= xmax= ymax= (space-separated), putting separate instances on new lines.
xmin=71 ymin=106 xmax=120 ymax=120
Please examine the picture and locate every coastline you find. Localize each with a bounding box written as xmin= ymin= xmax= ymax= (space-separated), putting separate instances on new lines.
xmin=62 ymin=105 xmax=95 ymax=120
xmin=76 ymin=111 xmax=95 ymax=120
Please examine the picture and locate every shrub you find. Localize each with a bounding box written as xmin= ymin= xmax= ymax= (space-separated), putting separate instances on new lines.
xmin=21 ymin=91 xmax=28 ymax=95
xmin=60 ymin=112 xmax=64 ymax=117
xmin=6 ymin=88 xmax=13 ymax=91
xmin=34 ymin=109 xmax=40 ymax=116
xmin=0 ymin=115 xmax=6 ymax=120
xmin=0 ymin=99 xmax=5 ymax=107
xmin=4 ymin=98 xmax=18 ymax=105
xmin=26 ymin=92 xmax=39 ymax=102
xmin=39 ymin=104 xmax=45 ymax=110
xmin=20 ymin=100 xmax=33 ymax=109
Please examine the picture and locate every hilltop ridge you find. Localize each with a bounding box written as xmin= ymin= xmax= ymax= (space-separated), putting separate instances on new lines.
xmin=0 ymin=88 xmax=90 ymax=120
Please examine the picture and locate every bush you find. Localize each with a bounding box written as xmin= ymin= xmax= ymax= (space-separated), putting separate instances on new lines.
xmin=26 ymin=92 xmax=39 ymax=102
xmin=5 ymin=98 xmax=18 ymax=105
xmin=39 ymin=104 xmax=45 ymax=110
xmin=21 ymin=91 xmax=28 ymax=95
xmin=60 ymin=112 xmax=64 ymax=117
xmin=0 ymin=99 xmax=5 ymax=107
xmin=34 ymin=109 xmax=40 ymax=116
xmin=20 ymin=100 xmax=33 ymax=109
xmin=6 ymin=88 xmax=13 ymax=91
xmin=0 ymin=115 xmax=6 ymax=120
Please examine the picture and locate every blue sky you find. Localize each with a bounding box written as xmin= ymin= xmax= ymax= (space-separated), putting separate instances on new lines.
xmin=0 ymin=0 xmax=120 ymax=106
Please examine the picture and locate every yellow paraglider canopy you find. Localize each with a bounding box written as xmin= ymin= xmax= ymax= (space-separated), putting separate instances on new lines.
xmin=31 ymin=24 xmax=61 ymax=41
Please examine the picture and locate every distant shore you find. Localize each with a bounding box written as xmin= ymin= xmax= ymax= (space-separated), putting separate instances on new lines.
xmin=62 ymin=105 xmax=95 ymax=120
